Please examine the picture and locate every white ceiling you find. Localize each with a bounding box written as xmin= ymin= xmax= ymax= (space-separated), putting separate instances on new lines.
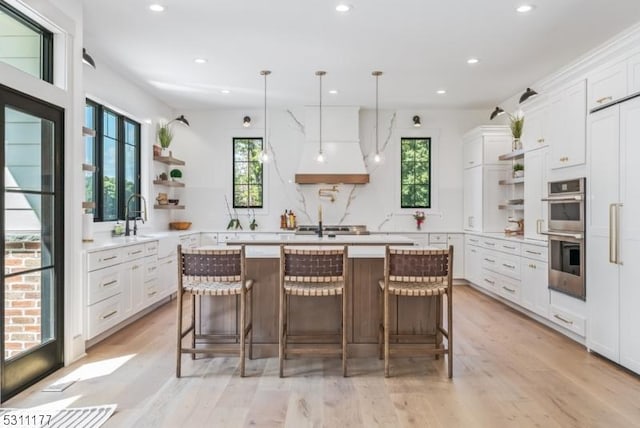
xmin=82 ymin=0 xmax=640 ymax=111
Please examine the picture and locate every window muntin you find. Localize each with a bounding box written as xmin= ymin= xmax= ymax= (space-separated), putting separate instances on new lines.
xmin=233 ymin=138 xmax=263 ymax=208
xmin=0 ymin=2 xmax=53 ymax=83
xmin=400 ymin=137 xmax=431 ymax=209
xmin=85 ymin=99 xmax=140 ymax=222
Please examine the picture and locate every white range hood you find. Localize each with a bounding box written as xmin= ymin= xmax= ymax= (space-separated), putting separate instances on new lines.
xmin=295 ymin=106 xmax=369 ymax=184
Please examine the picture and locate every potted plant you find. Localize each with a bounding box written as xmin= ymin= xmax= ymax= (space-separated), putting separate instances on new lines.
xmin=513 ymin=163 xmax=524 ymax=178
xmin=157 ymin=122 xmax=173 ymax=155
xmin=509 ymin=112 xmax=525 ymax=151
xmin=169 ymin=168 xmax=182 ymax=181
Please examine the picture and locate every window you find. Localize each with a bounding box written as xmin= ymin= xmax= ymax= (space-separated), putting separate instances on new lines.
xmin=0 ymin=2 xmax=53 ymax=82
xmin=400 ymin=137 xmax=431 ymax=208
xmin=233 ymin=138 xmax=263 ymax=208
xmin=85 ymin=99 xmax=141 ymax=221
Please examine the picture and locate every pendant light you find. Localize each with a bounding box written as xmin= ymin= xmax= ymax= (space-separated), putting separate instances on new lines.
xmin=372 ymin=71 xmax=384 ymax=163
xmin=316 ymin=70 xmax=326 ymax=163
xmin=259 ymin=70 xmax=271 ymax=163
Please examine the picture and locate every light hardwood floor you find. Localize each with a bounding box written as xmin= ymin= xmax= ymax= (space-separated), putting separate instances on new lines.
xmin=6 ymin=285 xmax=640 ymax=427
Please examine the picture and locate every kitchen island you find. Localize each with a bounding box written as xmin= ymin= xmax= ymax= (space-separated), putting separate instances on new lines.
xmin=197 ymin=235 xmax=443 ymax=357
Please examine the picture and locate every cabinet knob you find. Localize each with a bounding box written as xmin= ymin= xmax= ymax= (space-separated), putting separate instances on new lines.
xmin=596 ymin=96 xmax=613 ymax=104
xmin=537 ymin=138 xmax=544 ymax=143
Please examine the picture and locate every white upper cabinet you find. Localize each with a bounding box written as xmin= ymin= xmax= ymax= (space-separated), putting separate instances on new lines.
xmin=588 ymin=60 xmax=627 ymax=111
xmin=550 ymin=79 xmax=587 ymax=169
xmin=628 ymin=52 xmax=640 ymax=96
xmin=462 ymin=126 xmax=512 ymax=169
xmin=521 ymin=100 xmax=549 ymax=152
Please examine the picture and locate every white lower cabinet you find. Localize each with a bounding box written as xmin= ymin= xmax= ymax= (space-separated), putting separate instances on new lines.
xmin=520 ymin=253 xmax=549 ymax=318
xmin=86 ymin=240 xmax=170 ymax=341
xmin=464 ymin=236 xmax=482 ymax=285
xmin=446 ymin=234 xmax=464 ymax=279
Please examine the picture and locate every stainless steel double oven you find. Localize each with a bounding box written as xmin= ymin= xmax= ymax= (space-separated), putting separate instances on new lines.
xmin=542 ymin=178 xmax=586 ymax=300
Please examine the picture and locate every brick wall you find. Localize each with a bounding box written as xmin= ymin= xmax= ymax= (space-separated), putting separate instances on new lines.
xmin=4 ymin=238 xmax=41 ymax=359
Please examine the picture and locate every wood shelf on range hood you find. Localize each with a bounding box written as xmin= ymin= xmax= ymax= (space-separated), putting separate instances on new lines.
xmin=294 ymin=174 xmax=370 ymax=184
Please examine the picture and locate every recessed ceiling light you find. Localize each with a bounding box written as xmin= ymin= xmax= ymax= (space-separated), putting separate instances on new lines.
xmin=194 ymin=58 xmax=207 ymax=64
xmin=329 ymin=89 xmax=339 ymax=94
xmin=221 ymin=89 xmax=231 ymax=94
xmin=436 ymin=89 xmax=447 ymax=95
xmin=144 ymin=119 xmax=152 ymax=124
xmin=149 ymin=4 xmax=165 ymax=12
xmin=516 ymin=4 xmax=534 ymax=13
xmin=467 ymin=57 xmax=480 ymax=65
xmin=336 ymin=4 xmax=351 ymax=12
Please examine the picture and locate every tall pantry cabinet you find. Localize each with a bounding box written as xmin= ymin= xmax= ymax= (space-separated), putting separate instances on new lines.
xmin=587 ymin=95 xmax=640 ymax=375
xmin=462 ymin=126 xmax=511 ymax=232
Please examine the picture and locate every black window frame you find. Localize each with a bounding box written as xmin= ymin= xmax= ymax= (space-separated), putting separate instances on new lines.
xmin=85 ymin=98 xmax=141 ymax=222
xmin=0 ymin=1 xmax=54 ymax=83
xmin=232 ymin=137 xmax=264 ymax=209
xmin=400 ymin=137 xmax=432 ymax=209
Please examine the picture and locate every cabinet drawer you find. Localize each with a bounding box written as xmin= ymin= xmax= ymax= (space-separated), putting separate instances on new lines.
xmin=145 ymin=241 xmax=158 ymax=255
xmin=497 ymin=241 xmax=521 ymax=254
xmin=481 ymin=250 xmax=500 ymax=271
xmin=498 ymin=277 xmax=521 ymax=304
xmin=87 ymin=264 xmax=122 ymax=305
xmin=125 ymin=244 xmax=146 ymax=260
xmin=549 ymin=305 xmax=586 ymax=337
xmin=498 ymin=253 xmax=521 ymax=280
xmin=465 ymin=235 xmax=481 ymax=247
xmin=87 ymin=293 xmax=123 ymax=339
xmin=480 ymin=237 xmax=500 ymax=250
xmin=144 ymin=278 xmax=161 ymax=305
xmin=479 ymin=269 xmax=499 ymax=292
xmin=429 ymin=233 xmax=447 ymax=245
xmin=88 ymin=248 xmax=122 ymax=272
xmin=521 ymin=243 xmax=548 ymax=262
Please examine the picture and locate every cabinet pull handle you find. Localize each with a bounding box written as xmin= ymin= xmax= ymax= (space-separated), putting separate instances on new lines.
xmin=101 ymin=279 xmax=118 ymax=288
xmin=101 ymin=310 xmax=118 ymax=320
xmin=132 ymin=265 xmax=140 ymax=270
xmin=468 ymin=161 xmax=475 ymax=165
xmin=148 ymin=266 xmax=157 ymax=271
xmin=525 ymin=250 xmax=541 ymax=256
xmin=536 ymin=219 xmax=543 ymax=235
xmin=484 ymin=279 xmax=495 ymax=285
xmin=502 ymin=263 xmax=516 ymax=269
xmin=148 ymin=291 xmax=158 ymax=297
xmin=102 ymin=255 xmax=118 ymax=261
xmin=596 ymin=96 xmax=613 ymax=104
xmin=609 ymin=203 xmax=623 ymax=265
xmin=503 ymin=245 xmax=516 ymax=250
xmin=470 ymin=249 xmax=477 ymax=253
xmin=484 ymin=242 xmax=495 ymax=246
xmin=553 ymin=314 xmax=574 ymax=325
xmin=130 ymin=250 xmax=143 ymax=255
xmin=529 ymin=264 xmax=537 ymax=269
xmin=502 ymin=286 xmax=516 ymax=293
xmin=484 ymin=258 xmax=496 ymax=263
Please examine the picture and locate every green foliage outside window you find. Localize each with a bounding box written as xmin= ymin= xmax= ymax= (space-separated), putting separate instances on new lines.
xmin=233 ymin=138 xmax=263 ymax=208
xmin=401 ymin=137 xmax=431 ymax=208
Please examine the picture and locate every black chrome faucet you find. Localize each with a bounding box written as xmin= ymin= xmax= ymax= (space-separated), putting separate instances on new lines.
xmin=124 ymin=193 xmax=148 ymax=236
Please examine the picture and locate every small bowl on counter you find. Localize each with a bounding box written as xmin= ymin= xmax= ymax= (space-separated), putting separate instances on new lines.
xmin=167 ymin=199 xmax=180 ymax=205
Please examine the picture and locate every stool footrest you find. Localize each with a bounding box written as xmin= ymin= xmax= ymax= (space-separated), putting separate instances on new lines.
xmin=181 ymin=346 xmax=241 ymax=355
xmin=285 ymin=347 xmax=343 ymax=356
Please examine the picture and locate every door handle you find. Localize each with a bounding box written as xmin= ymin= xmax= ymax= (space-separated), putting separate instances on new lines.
xmin=536 ymin=219 xmax=543 ymax=235
xmin=610 ymin=203 xmax=623 ymax=265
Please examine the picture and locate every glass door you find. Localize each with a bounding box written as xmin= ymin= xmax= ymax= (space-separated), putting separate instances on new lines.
xmin=0 ymin=84 xmax=64 ymax=401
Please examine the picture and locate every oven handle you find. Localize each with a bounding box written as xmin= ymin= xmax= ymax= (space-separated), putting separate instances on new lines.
xmin=610 ymin=203 xmax=623 ymax=265
xmin=541 ymin=195 xmax=583 ymax=202
xmin=541 ymin=231 xmax=583 ymax=240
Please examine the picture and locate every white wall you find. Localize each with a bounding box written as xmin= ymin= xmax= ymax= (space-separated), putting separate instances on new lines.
xmin=175 ymin=108 xmax=486 ymax=232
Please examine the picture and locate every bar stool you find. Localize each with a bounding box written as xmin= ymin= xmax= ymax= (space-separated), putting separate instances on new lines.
xmin=378 ymin=245 xmax=453 ymax=378
xmin=279 ymin=245 xmax=348 ymax=377
xmin=176 ymin=245 xmax=254 ymax=377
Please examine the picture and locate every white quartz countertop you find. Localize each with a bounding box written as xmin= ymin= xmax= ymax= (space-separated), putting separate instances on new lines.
xmin=224 ymin=234 xmax=416 ymax=246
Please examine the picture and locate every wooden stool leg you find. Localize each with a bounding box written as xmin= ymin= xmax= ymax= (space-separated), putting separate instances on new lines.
xmin=249 ymin=287 xmax=254 ymax=360
xmin=447 ymin=292 xmax=453 ymax=379
xmin=378 ymin=285 xmax=383 ymax=360
xmin=279 ymin=289 xmax=285 ymax=378
xmin=384 ymin=289 xmax=390 ymax=378
xmin=176 ymin=289 xmax=184 ymax=378
xmin=435 ymin=295 xmax=441 ymax=360
xmin=190 ymin=294 xmax=196 ymax=360
xmin=342 ymin=291 xmax=347 ymax=377
xmin=240 ymin=289 xmax=246 ymax=377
